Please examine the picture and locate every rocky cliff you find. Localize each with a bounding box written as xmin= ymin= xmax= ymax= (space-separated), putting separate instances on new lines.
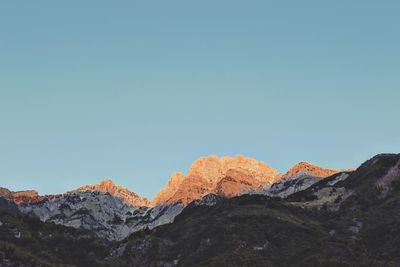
xmin=152 ymin=155 xmax=281 ymax=205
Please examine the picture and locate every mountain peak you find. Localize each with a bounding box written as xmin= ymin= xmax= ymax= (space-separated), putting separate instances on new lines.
xmin=283 ymin=161 xmax=339 ymax=180
xmin=0 ymin=188 xmax=44 ymax=205
xmin=75 ymin=179 xmax=150 ymax=207
xmin=168 ymin=172 xmax=186 ymax=187
xmin=152 ymin=155 xmax=280 ymax=205
xmin=98 ymin=179 xmax=116 ymax=190
xmin=188 ymin=154 xmax=279 ymax=183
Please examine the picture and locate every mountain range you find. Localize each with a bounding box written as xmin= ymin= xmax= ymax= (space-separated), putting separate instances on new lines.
xmin=1 ymin=155 xmax=341 ymax=242
xmin=0 ymin=153 xmax=399 ymax=266
xmin=1 ymin=154 xmax=340 ymax=207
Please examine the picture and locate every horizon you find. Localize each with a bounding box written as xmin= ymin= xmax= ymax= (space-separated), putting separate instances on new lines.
xmin=0 ymin=152 xmax=392 ymax=199
xmin=1 ymin=1 xmax=400 ymax=199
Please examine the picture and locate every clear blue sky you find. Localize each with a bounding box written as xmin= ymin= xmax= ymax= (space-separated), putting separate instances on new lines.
xmin=1 ymin=1 xmax=399 ymax=199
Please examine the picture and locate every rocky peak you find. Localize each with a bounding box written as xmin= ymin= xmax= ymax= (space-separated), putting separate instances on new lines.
xmin=0 ymin=187 xmax=46 ymax=205
xmin=187 ymin=155 xmax=225 ymax=182
xmin=11 ymin=190 xmax=41 ymax=205
xmin=282 ymin=161 xmax=339 ymax=180
xmin=187 ymin=155 xmax=280 ymax=183
xmin=98 ymin=179 xmax=116 ymax=191
xmin=167 ymin=172 xmax=186 ymax=188
xmin=2 ymin=179 xmax=150 ymax=207
xmin=152 ymin=155 xmax=280 ymax=206
xmin=75 ymin=179 xmax=150 ymax=207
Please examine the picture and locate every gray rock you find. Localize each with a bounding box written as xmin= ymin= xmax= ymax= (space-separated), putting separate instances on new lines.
xmin=19 ymin=191 xmax=183 ymax=241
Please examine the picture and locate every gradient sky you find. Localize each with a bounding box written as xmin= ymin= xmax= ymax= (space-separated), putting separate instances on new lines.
xmin=1 ymin=1 xmax=399 ymax=199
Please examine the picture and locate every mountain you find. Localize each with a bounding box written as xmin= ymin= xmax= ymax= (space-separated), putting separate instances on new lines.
xmin=74 ymin=179 xmax=150 ymax=207
xmin=3 ymin=156 xmax=337 ymax=209
xmin=0 ymin=187 xmax=56 ymax=205
xmin=261 ymin=161 xmax=343 ymax=198
xmin=0 ymin=155 xmax=341 ymax=243
xmin=104 ymin=153 xmax=400 ymax=266
xmin=19 ymin=191 xmax=182 ymax=241
xmin=281 ymin=161 xmax=339 ymax=180
xmin=152 ymin=155 xmax=281 ymax=205
xmin=1 ymin=179 xmax=151 ymax=208
xmin=0 ymin=153 xmax=399 ymax=266
xmin=3 ymin=181 xmax=169 ymax=241
xmin=2 ymin=156 xmax=340 ymax=241
xmin=288 ymin=153 xmax=400 ymax=210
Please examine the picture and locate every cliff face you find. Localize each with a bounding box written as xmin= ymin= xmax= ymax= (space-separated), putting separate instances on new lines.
xmin=74 ymin=179 xmax=150 ymax=207
xmin=150 ymin=172 xmax=186 ymax=206
xmin=215 ymin=169 xmax=266 ymax=197
xmin=187 ymin=155 xmax=280 ymax=184
xmin=152 ymin=155 xmax=281 ymax=205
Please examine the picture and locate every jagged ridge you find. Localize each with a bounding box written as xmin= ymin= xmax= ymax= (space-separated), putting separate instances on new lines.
xmin=74 ymin=179 xmax=150 ymax=207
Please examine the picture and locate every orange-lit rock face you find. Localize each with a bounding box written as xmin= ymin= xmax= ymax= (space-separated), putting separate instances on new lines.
xmin=157 ymin=175 xmax=215 ymax=205
xmin=11 ymin=190 xmax=41 ymax=205
xmin=152 ymin=155 xmax=281 ymax=206
xmin=216 ymin=169 xmax=266 ymax=198
xmin=282 ymin=161 xmax=339 ymax=180
xmin=2 ymin=180 xmax=149 ymax=207
xmin=151 ymin=172 xmax=186 ymax=205
xmin=186 ymin=155 xmax=280 ymax=184
xmin=0 ymin=188 xmax=51 ymax=205
xmin=1 ymin=157 xmax=344 ymax=208
xmin=75 ymin=179 xmax=150 ymax=207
